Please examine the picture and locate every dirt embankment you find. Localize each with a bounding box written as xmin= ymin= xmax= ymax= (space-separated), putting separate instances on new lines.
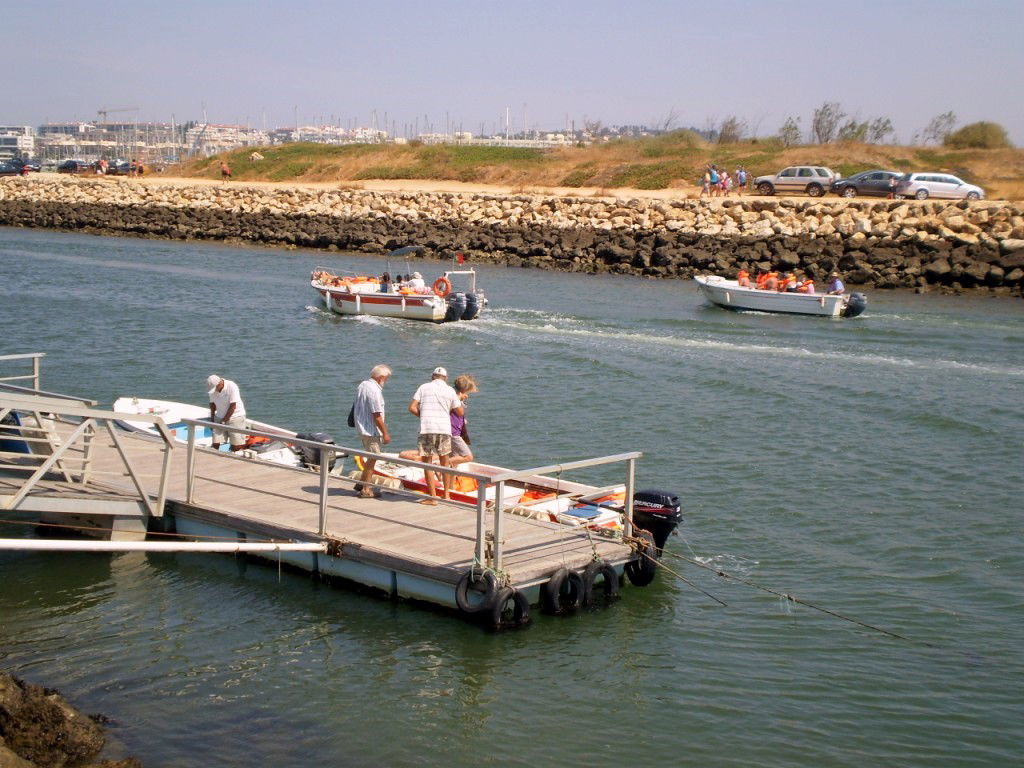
xmin=0 ymin=671 xmax=140 ymax=768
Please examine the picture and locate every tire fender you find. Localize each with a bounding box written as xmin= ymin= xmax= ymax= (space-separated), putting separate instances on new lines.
xmin=624 ymin=530 xmax=659 ymax=587
xmin=541 ymin=567 xmax=584 ymax=614
xmin=582 ymin=559 xmax=621 ymax=606
xmin=490 ymin=587 xmax=530 ymax=629
xmin=455 ymin=569 xmax=498 ymax=614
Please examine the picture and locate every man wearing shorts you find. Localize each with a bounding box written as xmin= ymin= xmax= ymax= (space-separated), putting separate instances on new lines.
xmin=207 ymin=375 xmax=247 ymax=451
xmin=409 ymin=367 xmax=463 ymax=503
xmin=353 ymin=364 xmax=392 ymax=498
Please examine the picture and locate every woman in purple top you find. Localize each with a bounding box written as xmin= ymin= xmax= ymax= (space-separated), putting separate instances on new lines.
xmin=448 ymin=374 xmax=478 ymax=468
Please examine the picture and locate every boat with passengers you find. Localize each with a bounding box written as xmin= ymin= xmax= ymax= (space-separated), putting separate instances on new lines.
xmin=312 ymin=245 xmax=487 ymax=323
xmin=694 ymin=274 xmax=867 ymax=317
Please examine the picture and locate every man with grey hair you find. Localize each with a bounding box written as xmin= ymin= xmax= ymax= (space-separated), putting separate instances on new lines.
xmin=353 ymin=364 xmax=392 ymax=498
xmin=207 ymin=375 xmax=247 ymax=451
xmin=409 ymin=366 xmax=463 ymax=503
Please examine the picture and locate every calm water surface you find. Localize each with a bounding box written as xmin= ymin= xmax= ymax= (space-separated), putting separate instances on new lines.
xmin=1 ymin=228 xmax=1022 ymax=767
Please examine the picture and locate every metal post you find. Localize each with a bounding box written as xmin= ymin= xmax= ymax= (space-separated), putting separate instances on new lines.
xmin=186 ymin=423 xmax=196 ymax=503
xmin=318 ymin=450 xmax=331 ymax=535
xmin=32 ymin=355 xmax=40 ymax=391
xmin=624 ymin=457 xmax=635 ymax=539
xmin=493 ymin=480 xmax=505 ymax=571
xmin=474 ymin=481 xmax=486 ymax=566
xmin=155 ymin=439 xmax=172 ymax=517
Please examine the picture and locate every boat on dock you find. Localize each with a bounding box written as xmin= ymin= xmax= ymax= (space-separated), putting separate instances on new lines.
xmin=694 ymin=274 xmax=867 ymax=318
xmin=312 ymin=246 xmax=487 ymax=323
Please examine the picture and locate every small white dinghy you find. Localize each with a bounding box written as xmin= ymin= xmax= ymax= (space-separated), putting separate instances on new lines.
xmin=694 ymin=275 xmax=867 ymax=318
xmin=112 ymin=397 xmax=303 ymax=467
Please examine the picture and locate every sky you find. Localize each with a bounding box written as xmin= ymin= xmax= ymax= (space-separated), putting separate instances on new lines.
xmin=7 ymin=0 xmax=1024 ymax=143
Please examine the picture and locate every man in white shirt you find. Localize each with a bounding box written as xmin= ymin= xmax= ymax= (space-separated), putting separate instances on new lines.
xmin=353 ymin=364 xmax=392 ymax=498
xmin=407 ymin=271 xmax=427 ymax=293
xmin=207 ymin=375 xmax=247 ymax=451
xmin=409 ymin=366 xmax=463 ymax=503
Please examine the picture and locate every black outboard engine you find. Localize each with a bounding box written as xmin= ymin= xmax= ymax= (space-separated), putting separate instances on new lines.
xmin=632 ymin=489 xmax=683 ymax=555
xmin=444 ymin=292 xmax=467 ymax=322
xmin=843 ymin=292 xmax=867 ymax=318
xmin=295 ymin=431 xmax=339 ymax=471
xmin=462 ymin=292 xmax=481 ymax=320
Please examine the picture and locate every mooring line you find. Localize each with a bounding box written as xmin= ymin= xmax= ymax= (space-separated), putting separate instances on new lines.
xmin=0 ymin=517 xmax=285 ymax=544
xmin=657 ymin=547 xmax=922 ymax=644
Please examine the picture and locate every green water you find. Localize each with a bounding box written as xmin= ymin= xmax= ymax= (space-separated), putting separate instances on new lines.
xmin=1 ymin=228 xmax=1022 ymax=767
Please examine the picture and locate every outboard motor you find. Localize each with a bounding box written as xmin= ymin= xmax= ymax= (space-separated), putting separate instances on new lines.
xmin=843 ymin=292 xmax=867 ymax=318
xmin=462 ymin=292 xmax=481 ymax=320
xmin=444 ymin=292 xmax=467 ymax=322
xmin=295 ymin=431 xmax=339 ymax=471
xmin=632 ymin=489 xmax=683 ymax=555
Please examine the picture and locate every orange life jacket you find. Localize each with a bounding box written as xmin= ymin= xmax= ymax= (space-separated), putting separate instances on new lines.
xmin=796 ymin=280 xmax=815 ymax=293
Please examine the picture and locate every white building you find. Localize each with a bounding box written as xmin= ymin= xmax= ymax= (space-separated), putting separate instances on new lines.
xmin=0 ymin=126 xmax=35 ymax=159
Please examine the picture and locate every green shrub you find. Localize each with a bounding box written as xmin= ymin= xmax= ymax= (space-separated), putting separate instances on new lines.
xmin=560 ymin=163 xmax=598 ymax=187
xmin=944 ymin=122 xmax=1012 ymax=149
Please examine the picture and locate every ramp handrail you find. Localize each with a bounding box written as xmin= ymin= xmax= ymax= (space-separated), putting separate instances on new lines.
xmin=0 ymin=391 xmax=177 ymax=517
xmin=0 ymin=353 xmax=45 ymax=391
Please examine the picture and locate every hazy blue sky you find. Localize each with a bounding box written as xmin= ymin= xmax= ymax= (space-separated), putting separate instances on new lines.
xmin=8 ymin=0 xmax=1023 ymax=142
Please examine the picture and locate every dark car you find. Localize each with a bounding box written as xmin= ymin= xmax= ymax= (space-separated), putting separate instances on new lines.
xmin=106 ymin=161 xmax=132 ymax=176
xmin=57 ymin=160 xmax=94 ymax=174
xmin=830 ymin=170 xmax=902 ymax=198
xmin=0 ymin=161 xmax=22 ymax=176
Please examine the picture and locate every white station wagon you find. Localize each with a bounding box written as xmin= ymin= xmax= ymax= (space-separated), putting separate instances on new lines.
xmin=893 ymin=173 xmax=984 ymax=200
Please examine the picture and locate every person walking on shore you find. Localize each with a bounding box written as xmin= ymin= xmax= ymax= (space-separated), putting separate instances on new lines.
xmin=409 ymin=367 xmax=463 ymax=503
xmin=221 ymin=161 xmax=231 ymax=182
xmin=207 ymin=375 xmax=247 ymax=452
xmin=353 ymin=364 xmax=392 ymax=498
xmin=736 ymin=166 xmax=747 ymax=195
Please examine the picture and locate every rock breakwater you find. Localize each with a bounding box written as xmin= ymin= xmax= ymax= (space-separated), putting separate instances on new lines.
xmin=2 ymin=177 xmax=1023 ymax=294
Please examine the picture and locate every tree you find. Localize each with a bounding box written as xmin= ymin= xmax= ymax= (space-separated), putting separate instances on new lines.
xmin=779 ymin=116 xmax=801 ymax=147
xmin=653 ymin=107 xmax=679 ymax=133
xmin=944 ymin=121 xmax=1013 ymax=149
xmin=810 ymin=102 xmax=846 ymax=143
xmin=867 ymin=117 xmax=895 ymax=144
xmin=582 ymin=118 xmax=603 ymax=139
xmin=836 ymin=120 xmax=868 ymax=142
xmin=921 ymin=111 xmax=957 ymax=145
xmin=718 ymin=115 xmax=746 ymax=144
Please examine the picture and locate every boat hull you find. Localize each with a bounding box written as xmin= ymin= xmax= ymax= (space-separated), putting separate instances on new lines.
xmin=694 ymin=275 xmax=856 ymax=317
xmin=317 ymin=287 xmax=449 ymax=322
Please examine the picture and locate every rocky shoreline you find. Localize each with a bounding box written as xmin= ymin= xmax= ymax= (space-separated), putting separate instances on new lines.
xmin=0 ymin=671 xmax=140 ymax=767
xmin=1 ymin=177 xmax=1022 ymax=295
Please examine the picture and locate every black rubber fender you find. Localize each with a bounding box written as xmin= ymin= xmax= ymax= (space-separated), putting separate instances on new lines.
xmin=490 ymin=587 xmax=531 ymax=629
xmin=582 ymin=559 xmax=621 ymax=606
xmin=541 ymin=567 xmax=584 ymax=614
xmin=455 ymin=569 xmax=498 ymax=614
xmin=624 ymin=530 xmax=659 ymax=587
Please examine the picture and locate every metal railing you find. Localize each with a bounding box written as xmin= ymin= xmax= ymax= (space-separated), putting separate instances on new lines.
xmin=0 ymin=390 xmax=177 ymax=517
xmin=182 ymin=418 xmax=641 ymax=571
xmin=0 ymin=353 xmax=45 ymax=391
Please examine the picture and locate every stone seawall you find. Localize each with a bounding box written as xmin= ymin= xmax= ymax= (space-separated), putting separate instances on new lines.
xmin=2 ymin=177 xmax=1023 ymax=294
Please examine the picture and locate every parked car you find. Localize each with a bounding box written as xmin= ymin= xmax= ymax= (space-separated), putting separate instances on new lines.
xmin=893 ymin=172 xmax=984 ymax=201
xmin=754 ymin=166 xmax=840 ymax=197
xmin=106 ymin=161 xmax=132 ymax=176
xmin=57 ymin=160 xmax=95 ymax=174
xmin=830 ymin=169 xmax=902 ymax=198
xmin=0 ymin=161 xmax=22 ymax=176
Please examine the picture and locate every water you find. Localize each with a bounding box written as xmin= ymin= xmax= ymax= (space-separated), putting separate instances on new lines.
xmin=1 ymin=228 xmax=1022 ymax=767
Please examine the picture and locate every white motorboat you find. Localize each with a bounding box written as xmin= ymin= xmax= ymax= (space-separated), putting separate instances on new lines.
xmin=694 ymin=275 xmax=867 ymax=317
xmin=312 ymin=246 xmax=487 ymax=323
xmin=112 ymin=397 xmax=303 ymax=467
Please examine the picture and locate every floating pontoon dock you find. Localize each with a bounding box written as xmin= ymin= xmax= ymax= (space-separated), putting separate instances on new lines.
xmin=1 ymin=354 xmax=659 ymax=627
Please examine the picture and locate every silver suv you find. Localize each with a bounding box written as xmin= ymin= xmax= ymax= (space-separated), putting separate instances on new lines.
xmin=893 ymin=173 xmax=984 ymax=201
xmin=754 ymin=166 xmax=839 ymax=197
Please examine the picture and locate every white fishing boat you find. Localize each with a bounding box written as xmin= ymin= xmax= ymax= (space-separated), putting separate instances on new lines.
xmin=354 ymin=453 xmax=682 ymax=548
xmin=312 ymin=246 xmax=487 ymax=323
xmin=694 ymin=275 xmax=867 ymax=318
xmin=112 ymin=397 xmax=304 ymax=468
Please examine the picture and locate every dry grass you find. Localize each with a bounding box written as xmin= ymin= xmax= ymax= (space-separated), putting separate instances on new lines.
xmin=175 ymin=137 xmax=1024 ymax=199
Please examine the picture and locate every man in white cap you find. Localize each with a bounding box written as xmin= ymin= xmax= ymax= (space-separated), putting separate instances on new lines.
xmin=409 ymin=366 xmax=463 ymax=503
xmin=407 ymin=271 xmax=426 ymax=293
xmin=207 ymin=375 xmax=247 ymax=451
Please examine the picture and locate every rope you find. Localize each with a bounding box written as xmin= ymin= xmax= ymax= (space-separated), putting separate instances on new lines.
xmin=658 ymin=548 xmax=922 ymax=644
xmin=625 ymin=537 xmax=727 ymax=606
xmin=0 ymin=516 xmax=292 ymax=544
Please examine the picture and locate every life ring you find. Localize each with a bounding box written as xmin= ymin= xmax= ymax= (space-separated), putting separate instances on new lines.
xmin=455 ymin=569 xmax=498 ymax=614
xmin=582 ymin=559 xmax=621 ymax=605
xmin=540 ymin=567 xmax=583 ymax=614
xmin=624 ymin=530 xmax=659 ymax=587
xmin=489 ymin=587 xmax=530 ymax=629
xmin=433 ymin=277 xmax=452 ymax=297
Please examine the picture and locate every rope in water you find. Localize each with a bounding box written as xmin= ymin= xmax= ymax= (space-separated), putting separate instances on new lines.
xmin=652 ymin=544 xmax=921 ymax=644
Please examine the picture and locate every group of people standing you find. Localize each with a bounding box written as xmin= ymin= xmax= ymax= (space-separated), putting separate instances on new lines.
xmin=701 ymin=165 xmax=748 ymax=197
xmin=352 ymin=365 xmax=478 ymax=503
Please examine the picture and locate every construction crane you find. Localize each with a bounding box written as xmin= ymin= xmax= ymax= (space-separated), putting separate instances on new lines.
xmin=96 ymin=106 xmax=139 ymax=122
